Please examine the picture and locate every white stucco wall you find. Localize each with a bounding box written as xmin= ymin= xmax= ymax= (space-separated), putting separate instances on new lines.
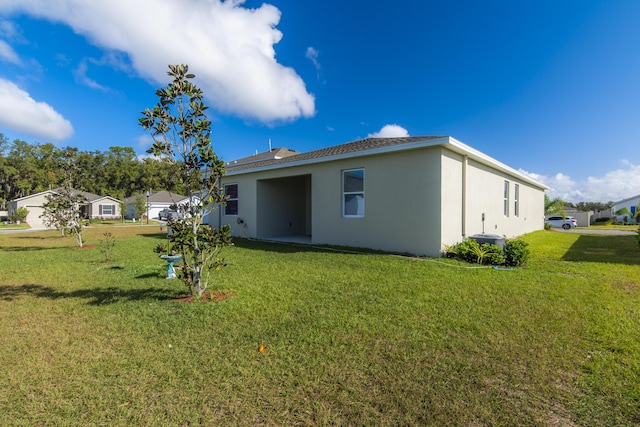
xmin=217 ymin=143 xmax=546 ymax=257
xmin=220 ymin=147 xmax=446 ymax=256
xmin=310 ymin=148 xmax=443 ymax=255
xmin=441 ymin=155 xmax=544 ymax=248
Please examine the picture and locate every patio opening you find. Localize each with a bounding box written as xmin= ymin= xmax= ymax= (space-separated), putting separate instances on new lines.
xmin=256 ymin=174 xmax=311 ymax=243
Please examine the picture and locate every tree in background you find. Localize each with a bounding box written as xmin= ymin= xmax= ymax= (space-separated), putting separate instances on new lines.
xmin=544 ymin=195 xmax=566 ymax=217
xmin=140 ymin=64 xmax=231 ymax=297
xmin=614 ymin=207 xmax=633 ymax=224
xmin=133 ymin=193 xmax=148 ymax=222
xmin=41 ymin=187 xmax=87 ymax=244
xmin=0 ymin=134 xmax=186 ymax=206
xmin=40 ymin=149 xmax=87 ymax=246
xmin=574 ymin=201 xmax=613 ymax=212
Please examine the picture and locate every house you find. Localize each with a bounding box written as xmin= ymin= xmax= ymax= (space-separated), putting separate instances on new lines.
xmin=211 ymin=136 xmax=547 ymax=257
xmin=8 ymin=189 xmax=122 ymax=228
xmin=124 ymin=190 xmax=187 ymax=220
xmin=611 ymin=193 xmax=640 ymax=223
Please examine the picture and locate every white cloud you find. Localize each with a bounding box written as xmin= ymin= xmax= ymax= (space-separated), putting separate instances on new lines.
xmin=306 ymin=47 xmax=321 ymax=70
xmin=0 ymin=19 xmax=22 ymax=64
xmin=522 ymin=161 xmax=640 ymax=203
xmin=0 ymin=78 xmax=73 ymax=140
xmin=136 ymin=133 xmax=154 ymax=150
xmin=74 ymin=52 xmax=133 ymax=91
xmin=0 ymin=19 xmax=21 ymax=40
xmin=368 ymin=124 xmax=410 ymax=138
xmin=0 ymin=40 xmax=20 ymax=64
xmin=74 ymin=58 xmax=109 ymax=92
xmin=0 ymin=0 xmax=315 ymax=123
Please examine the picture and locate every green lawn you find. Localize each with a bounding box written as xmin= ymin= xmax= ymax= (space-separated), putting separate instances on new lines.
xmin=1 ymin=227 xmax=638 ymax=426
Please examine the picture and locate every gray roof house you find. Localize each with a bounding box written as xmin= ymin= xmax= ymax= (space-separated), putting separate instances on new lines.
xmin=211 ymin=136 xmax=548 ymax=257
xmin=124 ymin=190 xmax=187 ymax=220
xmin=8 ymin=189 xmax=122 ymax=228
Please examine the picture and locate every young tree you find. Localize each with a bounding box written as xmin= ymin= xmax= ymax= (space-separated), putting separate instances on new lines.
xmin=139 ymin=64 xmax=231 ymax=297
xmin=40 ymin=149 xmax=87 ymax=247
xmin=41 ymin=186 xmax=87 ymax=246
xmin=133 ymin=193 xmax=148 ymax=223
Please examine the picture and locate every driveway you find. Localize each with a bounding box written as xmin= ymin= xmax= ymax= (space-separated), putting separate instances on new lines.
xmin=554 ymin=228 xmax=637 ymax=236
xmin=0 ymin=227 xmax=48 ymax=234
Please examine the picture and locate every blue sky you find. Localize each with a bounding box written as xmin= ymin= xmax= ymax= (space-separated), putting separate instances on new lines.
xmin=1 ymin=0 xmax=639 ymax=203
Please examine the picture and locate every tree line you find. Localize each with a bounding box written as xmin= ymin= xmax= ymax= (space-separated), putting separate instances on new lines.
xmin=0 ymin=133 xmax=183 ymax=209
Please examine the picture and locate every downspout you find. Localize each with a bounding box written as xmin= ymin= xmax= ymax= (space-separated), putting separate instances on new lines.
xmin=462 ymin=155 xmax=467 ymax=238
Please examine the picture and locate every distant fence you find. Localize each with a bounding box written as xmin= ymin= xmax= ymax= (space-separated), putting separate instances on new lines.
xmin=564 ymin=209 xmax=613 ymax=226
xmin=591 ymin=209 xmax=612 ymax=224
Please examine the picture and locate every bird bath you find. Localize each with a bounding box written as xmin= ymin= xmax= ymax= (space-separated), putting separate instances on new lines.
xmin=159 ymin=254 xmax=182 ymax=279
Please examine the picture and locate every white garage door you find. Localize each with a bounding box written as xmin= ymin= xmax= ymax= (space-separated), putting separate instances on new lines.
xmin=25 ymin=205 xmax=46 ymax=228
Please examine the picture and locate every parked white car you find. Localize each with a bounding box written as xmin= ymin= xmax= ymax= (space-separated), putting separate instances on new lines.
xmin=545 ymin=215 xmax=577 ymax=229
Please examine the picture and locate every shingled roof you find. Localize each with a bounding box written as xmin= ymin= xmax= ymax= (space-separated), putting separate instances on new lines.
xmin=227 ymin=147 xmax=299 ymax=167
xmin=223 ymin=135 xmax=547 ymax=190
xmin=225 ymin=136 xmax=444 ymax=174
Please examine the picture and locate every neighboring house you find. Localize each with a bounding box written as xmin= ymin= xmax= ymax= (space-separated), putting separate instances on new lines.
xmin=611 ymin=193 xmax=640 ymax=223
xmin=210 ymin=136 xmax=547 ymax=257
xmin=8 ymin=189 xmax=122 ymax=228
xmin=124 ymin=190 xmax=187 ymax=220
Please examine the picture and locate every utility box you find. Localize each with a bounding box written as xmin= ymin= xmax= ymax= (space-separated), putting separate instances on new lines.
xmin=470 ymin=234 xmax=505 ymax=249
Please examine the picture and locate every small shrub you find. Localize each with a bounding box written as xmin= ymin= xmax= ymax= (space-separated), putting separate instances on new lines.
xmin=9 ymin=207 xmax=29 ymax=223
xmin=451 ymin=238 xmax=482 ymax=263
xmin=504 ymin=239 xmax=530 ymax=266
xmin=99 ymin=232 xmax=116 ymax=263
xmin=448 ymin=238 xmax=504 ymax=265
xmin=442 ymin=243 xmax=457 ymax=258
xmin=486 ymin=245 xmax=506 ymax=265
xmin=544 ymin=222 xmax=552 ymax=230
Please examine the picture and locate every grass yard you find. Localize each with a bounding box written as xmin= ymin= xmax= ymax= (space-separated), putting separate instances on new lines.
xmin=0 ymin=226 xmax=639 ymax=425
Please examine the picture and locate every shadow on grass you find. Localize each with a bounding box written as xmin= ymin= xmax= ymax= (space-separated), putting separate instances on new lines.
xmin=14 ymin=235 xmax=65 ymax=240
xmin=0 ymin=284 xmax=178 ymax=305
xmin=0 ymin=245 xmax=69 ymax=252
xmin=141 ymin=233 xmax=171 ymax=239
xmin=136 ymin=272 xmax=162 ymax=279
xmin=563 ymin=235 xmax=640 ymax=265
xmin=231 ymin=237 xmax=388 ymax=255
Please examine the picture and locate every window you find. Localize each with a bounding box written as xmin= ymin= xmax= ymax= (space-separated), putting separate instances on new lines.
xmin=99 ymin=204 xmax=115 ymax=215
xmin=224 ymin=184 xmax=238 ymax=215
xmin=503 ymin=181 xmax=509 ymax=217
xmin=343 ymin=169 xmax=364 ymax=217
xmin=514 ymin=184 xmax=519 ymax=217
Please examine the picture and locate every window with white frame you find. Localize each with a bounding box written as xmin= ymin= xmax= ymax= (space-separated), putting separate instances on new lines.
xmin=514 ymin=184 xmax=520 ymax=217
xmin=224 ymin=184 xmax=238 ymax=215
xmin=99 ymin=204 xmax=115 ymax=216
xmin=503 ymin=181 xmax=509 ymax=217
xmin=343 ymin=169 xmax=364 ymax=217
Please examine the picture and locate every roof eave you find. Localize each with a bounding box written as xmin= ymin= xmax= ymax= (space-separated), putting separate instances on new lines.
xmin=444 ymin=137 xmax=549 ymax=190
xmin=225 ymin=136 xmax=548 ymax=190
xmin=224 ymin=137 xmax=450 ymax=176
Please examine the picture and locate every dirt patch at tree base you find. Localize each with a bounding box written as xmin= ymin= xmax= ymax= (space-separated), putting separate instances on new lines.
xmin=171 ymin=290 xmax=235 ymax=303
